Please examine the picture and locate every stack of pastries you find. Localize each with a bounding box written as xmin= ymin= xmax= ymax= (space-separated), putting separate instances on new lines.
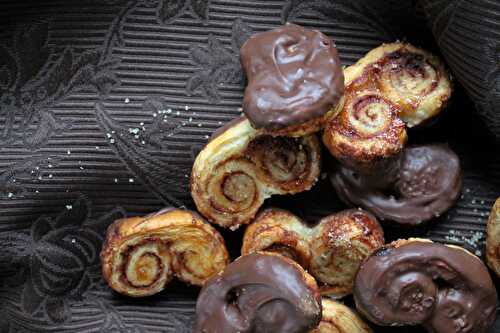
xmin=99 ymin=23 xmax=499 ymax=333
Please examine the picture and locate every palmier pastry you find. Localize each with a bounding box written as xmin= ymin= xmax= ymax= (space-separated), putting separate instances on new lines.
xmin=310 ymin=299 xmax=373 ymax=333
xmin=242 ymin=208 xmax=384 ymax=298
xmin=330 ymin=144 xmax=462 ymax=226
xmin=486 ymin=197 xmax=500 ymax=277
xmin=191 ymin=117 xmax=321 ymax=229
xmin=100 ymin=208 xmax=229 ymax=297
xmin=343 ymin=42 xmax=452 ymax=128
xmin=241 ymin=23 xmax=344 ymax=137
xmin=193 ymin=252 xmax=322 ymax=333
xmin=354 ymin=238 xmax=498 ymax=333
xmin=322 ymin=87 xmax=408 ymax=175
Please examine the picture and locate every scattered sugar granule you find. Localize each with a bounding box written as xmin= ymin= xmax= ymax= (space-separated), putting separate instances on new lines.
xmin=7 ymin=192 xmax=13 ymax=198
xmin=66 ymin=205 xmax=72 ymax=210
xmin=67 ymin=150 xmax=71 ymax=155
xmin=124 ymin=98 xmax=130 ymax=103
xmin=129 ymin=178 xmax=134 ymax=183
xmin=114 ymin=178 xmax=118 ymax=183
xmin=185 ymin=105 xmax=189 ymax=111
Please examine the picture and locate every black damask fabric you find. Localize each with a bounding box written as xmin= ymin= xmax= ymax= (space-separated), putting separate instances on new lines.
xmin=0 ymin=0 xmax=498 ymax=332
xmin=420 ymin=0 xmax=500 ymax=140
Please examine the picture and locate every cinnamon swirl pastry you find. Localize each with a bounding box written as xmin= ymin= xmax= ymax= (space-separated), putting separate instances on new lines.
xmin=242 ymin=208 xmax=384 ymax=298
xmin=240 ymin=23 xmax=344 ymax=137
xmin=100 ymin=208 xmax=229 ymax=297
xmin=345 ymin=42 xmax=452 ymax=127
xmin=354 ymin=238 xmax=498 ymax=333
xmin=486 ymin=197 xmax=500 ymax=277
xmin=310 ymin=299 xmax=373 ymax=333
xmin=322 ymin=88 xmax=407 ymax=175
xmin=191 ymin=117 xmax=321 ymax=229
xmin=330 ymin=144 xmax=462 ymax=226
xmin=193 ymin=252 xmax=322 ymax=333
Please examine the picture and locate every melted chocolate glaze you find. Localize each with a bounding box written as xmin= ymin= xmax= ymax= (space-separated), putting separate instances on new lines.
xmin=354 ymin=241 xmax=498 ymax=333
xmin=193 ymin=252 xmax=322 ymax=333
xmin=330 ymin=144 xmax=461 ymax=226
xmin=241 ymin=24 xmax=344 ymax=130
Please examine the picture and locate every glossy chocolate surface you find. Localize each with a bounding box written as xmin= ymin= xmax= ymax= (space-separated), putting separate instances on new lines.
xmin=330 ymin=145 xmax=461 ymax=225
xmin=241 ymin=24 xmax=344 ymax=130
xmin=354 ymin=241 xmax=497 ymax=333
xmin=193 ymin=252 xmax=321 ymax=333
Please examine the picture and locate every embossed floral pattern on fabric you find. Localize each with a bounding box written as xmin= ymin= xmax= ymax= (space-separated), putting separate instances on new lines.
xmin=0 ymin=0 xmax=498 ymax=332
xmin=96 ymin=98 xmax=191 ymax=206
xmin=0 ymin=196 xmax=126 ymax=324
xmin=187 ymin=18 xmax=252 ymax=103
xmin=0 ymin=22 xmax=120 ymax=149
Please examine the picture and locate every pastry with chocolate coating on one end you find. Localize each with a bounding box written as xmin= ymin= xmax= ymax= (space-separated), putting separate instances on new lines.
xmin=354 ymin=238 xmax=497 ymax=333
xmin=100 ymin=208 xmax=229 ymax=297
xmin=310 ymin=299 xmax=373 ymax=333
xmin=193 ymin=252 xmax=322 ymax=333
xmin=241 ymin=23 xmax=344 ymax=137
xmin=330 ymin=144 xmax=461 ymax=226
xmin=241 ymin=208 xmax=384 ymax=298
xmin=191 ymin=117 xmax=321 ymax=230
xmin=486 ymin=197 xmax=500 ymax=277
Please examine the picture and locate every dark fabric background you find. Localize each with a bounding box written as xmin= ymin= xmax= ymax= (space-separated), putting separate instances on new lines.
xmin=0 ymin=0 xmax=498 ymax=332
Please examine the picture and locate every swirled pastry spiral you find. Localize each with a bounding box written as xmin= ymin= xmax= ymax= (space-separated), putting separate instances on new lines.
xmin=330 ymin=144 xmax=462 ymax=226
xmin=100 ymin=208 xmax=229 ymax=297
xmin=322 ymin=87 xmax=407 ymax=174
xmin=242 ymin=208 xmax=384 ymax=298
xmin=240 ymin=23 xmax=344 ymax=137
xmin=354 ymin=238 xmax=498 ymax=333
xmin=191 ymin=117 xmax=321 ymax=229
xmin=486 ymin=197 xmax=500 ymax=277
xmin=310 ymin=299 xmax=373 ymax=333
xmin=194 ymin=252 xmax=322 ymax=333
xmin=345 ymin=42 xmax=452 ymax=127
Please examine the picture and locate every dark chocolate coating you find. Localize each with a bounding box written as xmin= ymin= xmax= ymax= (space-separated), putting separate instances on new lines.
xmin=354 ymin=241 xmax=498 ymax=333
xmin=330 ymin=144 xmax=462 ymax=225
xmin=241 ymin=24 xmax=344 ymax=130
xmin=193 ymin=252 xmax=322 ymax=333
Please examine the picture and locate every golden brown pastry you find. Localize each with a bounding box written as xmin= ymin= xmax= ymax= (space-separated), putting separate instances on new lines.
xmin=354 ymin=238 xmax=497 ymax=333
xmin=191 ymin=117 xmax=321 ymax=229
xmin=323 ymin=42 xmax=452 ymax=174
xmin=309 ymin=210 xmax=385 ymax=297
xmin=100 ymin=208 xmax=229 ymax=297
xmin=242 ymin=208 xmax=384 ymax=298
xmin=344 ymin=42 xmax=452 ymax=127
xmin=310 ymin=299 xmax=373 ymax=333
xmin=486 ymin=197 xmax=500 ymax=277
xmin=322 ymin=86 xmax=408 ymax=174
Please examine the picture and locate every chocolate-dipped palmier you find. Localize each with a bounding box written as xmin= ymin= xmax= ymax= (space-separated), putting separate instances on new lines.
xmin=242 ymin=208 xmax=384 ymax=298
xmin=354 ymin=238 xmax=498 ymax=333
xmin=486 ymin=197 xmax=500 ymax=277
xmin=311 ymin=299 xmax=373 ymax=333
xmin=193 ymin=252 xmax=322 ymax=333
xmin=344 ymin=42 xmax=452 ymax=127
xmin=191 ymin=117 xmax=321 ymax=229
xmin=330 ymin=144 xmax=462 ymax=226
xmin=100 ymin=208 xmax=229 ymax=297
xmin=241 ymin=23 xmax=344 ymax=137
